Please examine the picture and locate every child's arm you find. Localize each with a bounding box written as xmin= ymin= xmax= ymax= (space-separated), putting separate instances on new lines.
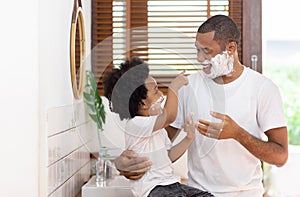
xmin=153 ymin=71 xmax=188 ymax=131
xmin=168 ymin=115 xmax=195 ymax=162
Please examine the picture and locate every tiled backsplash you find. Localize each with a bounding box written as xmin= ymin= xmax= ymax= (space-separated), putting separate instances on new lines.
xmin=48 ymin=163 xmax=90 ymax=197
xmin=46 ymin=101 xmax=95 ymax=196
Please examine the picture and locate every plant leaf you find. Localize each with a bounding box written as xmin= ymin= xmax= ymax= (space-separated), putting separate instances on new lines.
xmin=86 ymin=102 xmax=96 ymax=113
xmin=83 ymin=92 xmax=94 ymax=102
xmin=99 ymin=105 xmax=106 ymax=123
xmin=97 ymin=120 xmax=103 ymax=131
xmin=95 ymin=94 xmax=103 ymax=105
xmin=87 ymin=71 xmax=97 ymax=91
xmin=89 ymin=114 xmax=99 ymax=123
xmin=84 ymin=70 xmax=106 ymax=131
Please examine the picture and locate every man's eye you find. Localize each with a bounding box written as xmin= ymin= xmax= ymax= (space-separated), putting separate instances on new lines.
xmin=196 ymin=48 xmax=209 ymax=55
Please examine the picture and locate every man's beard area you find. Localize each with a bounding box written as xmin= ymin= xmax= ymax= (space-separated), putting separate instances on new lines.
xmin=201 ymin=51 xmax=234 ymax=79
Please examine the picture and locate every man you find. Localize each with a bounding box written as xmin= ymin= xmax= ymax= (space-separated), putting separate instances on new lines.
xmin=115 ymin=15 xmax=288 ymax=196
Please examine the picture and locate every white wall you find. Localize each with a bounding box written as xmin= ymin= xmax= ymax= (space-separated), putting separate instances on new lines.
xmin=39 ymin=0 xmax=92 ymax=196
xmin=262 ymin=0 xmax=300 ymax=65
xmin=262 ymin=0 xmax=300 ymax=41
xmin=0 ymin=0 xmax=92 ymax=196
xmin=0 ymin=0 xmax=39 ymax=196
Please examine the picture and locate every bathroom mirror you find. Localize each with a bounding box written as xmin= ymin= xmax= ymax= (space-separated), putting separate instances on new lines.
xmin=70 ymin=0 xmax=86 ymax=99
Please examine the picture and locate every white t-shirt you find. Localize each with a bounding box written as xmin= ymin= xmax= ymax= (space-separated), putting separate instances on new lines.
xmin=125 ymin=115 xmax=179 ymax=197
xmin=170 ymin=66 xmax=286 ymax=197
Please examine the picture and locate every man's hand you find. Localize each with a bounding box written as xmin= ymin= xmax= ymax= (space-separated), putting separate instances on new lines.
xmin=197 ymin=111 xmax=288 ymax=166
xmin=115 ymin=150 xmax=152 ymax=180
xmin=196 ymin=111 xmax=240 ymax=139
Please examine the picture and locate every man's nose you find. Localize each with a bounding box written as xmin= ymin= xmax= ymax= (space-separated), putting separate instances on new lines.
xmin=159 ymin=90 xmax=163 ymax=97
xmin=197 ymin=52 xmax=207 ymax=63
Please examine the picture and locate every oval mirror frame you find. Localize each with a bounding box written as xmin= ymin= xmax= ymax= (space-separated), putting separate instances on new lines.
xmin=70 ymin=5 xmax=86 ymax=99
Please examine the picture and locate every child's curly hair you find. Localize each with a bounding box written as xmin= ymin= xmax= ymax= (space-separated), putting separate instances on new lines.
xmin=103 ymin=57 xmax=150 ymax=120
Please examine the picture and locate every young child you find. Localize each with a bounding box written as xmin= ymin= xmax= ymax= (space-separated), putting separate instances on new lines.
xmin=103 ymin=57 xmax=213 ymax=197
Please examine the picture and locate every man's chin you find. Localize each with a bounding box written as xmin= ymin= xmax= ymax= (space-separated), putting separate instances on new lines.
xmin=202 ymin=70 xmax=217 ymax=79
xmin=202 ymin=65 xmax=212 ymax=74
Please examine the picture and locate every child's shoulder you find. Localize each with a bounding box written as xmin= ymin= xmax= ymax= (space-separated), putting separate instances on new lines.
xmin=126 ymin=115 xmax=158 ymax=129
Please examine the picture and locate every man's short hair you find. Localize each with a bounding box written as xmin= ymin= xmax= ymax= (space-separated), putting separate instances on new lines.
xmin=198 ymin=15 xmax=240 ymax=50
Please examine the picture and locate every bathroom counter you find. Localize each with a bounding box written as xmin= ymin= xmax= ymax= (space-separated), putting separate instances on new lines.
xmin=82 ymin=175 xmax=134 ymax=197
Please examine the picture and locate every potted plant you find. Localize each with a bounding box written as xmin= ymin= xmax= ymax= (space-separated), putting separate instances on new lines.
xmin=83 ymin=70 xmax=106 ymax=144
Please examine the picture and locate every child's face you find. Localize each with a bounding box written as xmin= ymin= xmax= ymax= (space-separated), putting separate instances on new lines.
xmin=142 ymin=76 xmax=164 ymax=115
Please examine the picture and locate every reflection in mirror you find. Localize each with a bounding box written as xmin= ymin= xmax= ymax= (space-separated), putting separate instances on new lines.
xmin=75 ymin=20 xmax=81 ymax=90
xmin=70 ymin=5 xmax=86 ymax=99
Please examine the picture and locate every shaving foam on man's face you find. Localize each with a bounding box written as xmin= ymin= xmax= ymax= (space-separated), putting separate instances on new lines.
xmin=201 ymin=51 xmax=234 ymax=79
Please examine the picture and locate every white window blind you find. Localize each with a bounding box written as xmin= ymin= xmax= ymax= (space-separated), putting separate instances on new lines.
xmin=147 ymin=0 xmax=229 ymax=88
xmin=93 ymin=0 xmax=231 ymax=93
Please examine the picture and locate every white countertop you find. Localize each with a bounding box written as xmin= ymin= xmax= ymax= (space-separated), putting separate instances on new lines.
xmin=82 ymin=175 xmax=134 ymax=197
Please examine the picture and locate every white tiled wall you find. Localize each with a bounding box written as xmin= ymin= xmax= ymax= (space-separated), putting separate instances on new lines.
xmin=46 ymin=101 xmax=94 ymax=196
xmin=49 ymin=164 xmax=90 ymax=197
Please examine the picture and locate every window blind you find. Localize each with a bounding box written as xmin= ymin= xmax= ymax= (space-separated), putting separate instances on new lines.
xmin=147 ymin=0 xmax=229 ymax=91
xmin=112 ymin=0 xmax=148 ymax=66
xmin=92 ymin=0 xmax=242 ymax=94
xmin=229 ymin=0 xmax=243 ymax=63
xmin=92 ymin=0 xmax=113 ymax=95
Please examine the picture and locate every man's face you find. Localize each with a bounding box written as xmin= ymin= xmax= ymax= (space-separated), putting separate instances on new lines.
xmin=195 ymin=31 xmax=234 ymax=78
xmin=195 ymin=31 xmax=222 ymax=74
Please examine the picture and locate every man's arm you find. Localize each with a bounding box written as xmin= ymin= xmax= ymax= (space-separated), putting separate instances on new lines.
xmin=197 ymin=112 xmax=288 ymax=167
xmin=235 ymin=126 xmax=288 ymax=167
xmin=114 ymin=150 xmax=152 ymax=180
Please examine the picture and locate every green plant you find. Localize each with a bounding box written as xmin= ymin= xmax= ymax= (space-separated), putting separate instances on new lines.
xmin=284 ymin=92 xmax=300 ymax=145
xmin=83 ymin=70 xmax=106 ymax=131
xmin=264 ymin=64 xmax=300 ymax=145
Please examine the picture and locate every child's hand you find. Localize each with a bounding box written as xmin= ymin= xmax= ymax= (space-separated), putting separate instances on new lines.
xmin=169 ymin=70 xmax=189 ymax=91
xmin=182 ymin=113 xmax=195 ymax=140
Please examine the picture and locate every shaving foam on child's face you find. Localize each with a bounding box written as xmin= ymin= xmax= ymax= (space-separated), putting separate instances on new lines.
xmin=149 ymin=96 xmax=164 ymax=116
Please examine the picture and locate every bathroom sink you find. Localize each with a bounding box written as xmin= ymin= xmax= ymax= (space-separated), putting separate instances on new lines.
xmin=82 ymin=175 xmax=134 ymax=197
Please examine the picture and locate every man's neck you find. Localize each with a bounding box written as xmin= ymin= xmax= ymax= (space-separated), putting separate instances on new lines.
xmin=213 ymin=62 xmax=244 ymax=84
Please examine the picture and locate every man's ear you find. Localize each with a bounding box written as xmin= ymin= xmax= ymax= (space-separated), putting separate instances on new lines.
xmin=226 ymin=42 xmax=237 ymax=54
